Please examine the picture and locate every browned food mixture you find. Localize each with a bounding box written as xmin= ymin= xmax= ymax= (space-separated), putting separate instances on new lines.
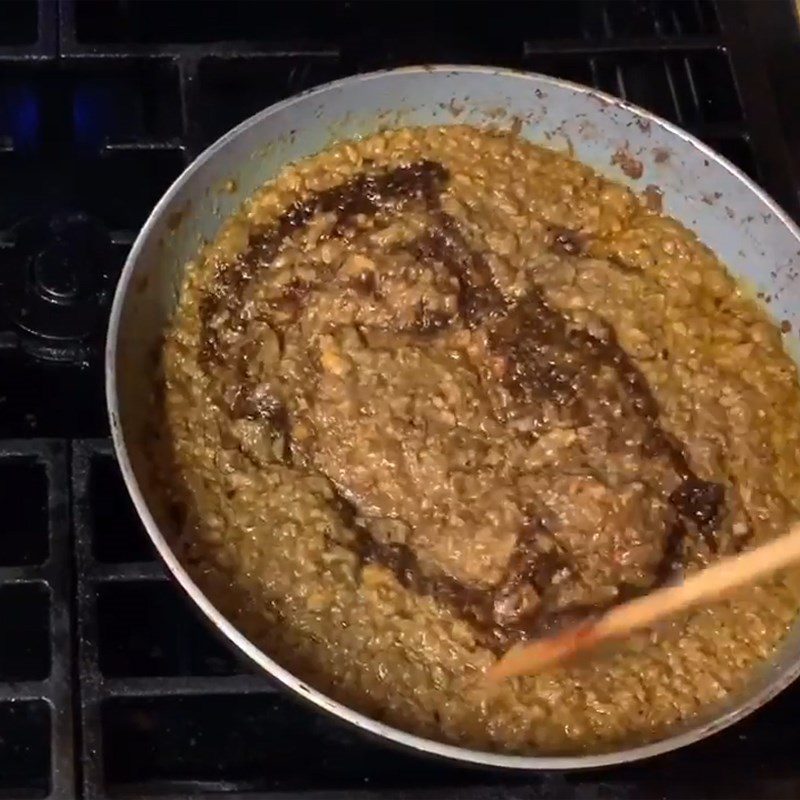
xmin=154 ymin=126 xmax=800 ymax=754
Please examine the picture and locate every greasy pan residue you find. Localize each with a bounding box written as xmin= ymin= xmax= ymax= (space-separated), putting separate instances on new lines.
xmin=154 ymin=125 xmax=800 ymax=754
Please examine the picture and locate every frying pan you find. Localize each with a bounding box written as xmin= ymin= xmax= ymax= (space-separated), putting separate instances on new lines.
xmin=106 ymin=66 xmax=800 ymax=769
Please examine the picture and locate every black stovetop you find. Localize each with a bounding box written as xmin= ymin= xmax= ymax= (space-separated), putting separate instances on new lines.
xmin=2 ymin=1 xmax=800 ymax=798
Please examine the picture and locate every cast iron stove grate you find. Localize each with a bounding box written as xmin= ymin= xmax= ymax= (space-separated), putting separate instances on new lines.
xmin=1 ymin=1 xmax=799 ymax=797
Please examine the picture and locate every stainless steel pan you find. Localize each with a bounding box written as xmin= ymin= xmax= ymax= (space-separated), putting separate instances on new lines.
xmin=106 ymin=66 xmax=800 ymax=769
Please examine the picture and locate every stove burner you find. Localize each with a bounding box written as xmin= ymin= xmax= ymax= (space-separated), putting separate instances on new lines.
xmin=7 ymin=213 xmax=113 ymax=360
xmin=33 ymin=243 xmax=80 ymax=303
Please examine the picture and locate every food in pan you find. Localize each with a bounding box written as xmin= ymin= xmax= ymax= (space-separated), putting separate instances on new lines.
xmin=152 ymin=125 xmax=800 ymax=753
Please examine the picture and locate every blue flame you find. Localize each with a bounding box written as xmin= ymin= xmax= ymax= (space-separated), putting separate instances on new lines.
xmin=73 ymin=85 xmax=114 ymax=151
xmin=4 ymin=84 xmax=39 ymax=151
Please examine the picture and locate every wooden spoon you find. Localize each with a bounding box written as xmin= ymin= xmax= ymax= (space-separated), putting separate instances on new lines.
xmin=486 ymin=522 xmax=800 ymax=683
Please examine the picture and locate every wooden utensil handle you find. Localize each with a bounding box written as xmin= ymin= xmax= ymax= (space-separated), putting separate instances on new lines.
xmin=487 ymin=522 xmax=800 ymax=683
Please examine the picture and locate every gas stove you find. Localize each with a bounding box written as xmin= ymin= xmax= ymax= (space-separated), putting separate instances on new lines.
xmin=1 ymin=1 xmax=799 ymax=797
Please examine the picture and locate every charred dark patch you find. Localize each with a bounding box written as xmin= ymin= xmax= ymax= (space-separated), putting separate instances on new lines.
xmin=489 ymin=518 xmax=569 ymax=639
xmin=335 ymin=483 xmax=678 ymax=652
xmin=266 ymin=278 xmax=312 ymax=320
xmin=490 ymin=293 xmax=586 ymax=410
xmin=333 ymin=491 xmax=578 ymax=653
xmin=669 ymin=477 xmax=726 ymax=552
xmin=230 ymin=384 xmax=287 ymax=427
xmin=483 ymin=286 xmax=725 ymax=580
xmin=642 ymin=428 xmax=690 ymax=477
xmin=410 ymin=214 xmax=505 ymax=329
xmin=487 ymin=290 xmax=660 ymax=422
xmin=655 ymin=515 xmax=687 ymax=586
xmin=329 ymin=491 xmax=500 ymax=648
xmin=199 ymin=160 xmax=451 ymax=369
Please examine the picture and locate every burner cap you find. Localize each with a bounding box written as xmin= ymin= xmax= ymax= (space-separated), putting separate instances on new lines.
xmin=7 ymin=213 xmax=114 ymax=359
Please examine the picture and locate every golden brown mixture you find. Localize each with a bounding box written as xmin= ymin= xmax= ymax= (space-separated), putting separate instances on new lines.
xmin=155 ymin=126 xmax=800 ymax=754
